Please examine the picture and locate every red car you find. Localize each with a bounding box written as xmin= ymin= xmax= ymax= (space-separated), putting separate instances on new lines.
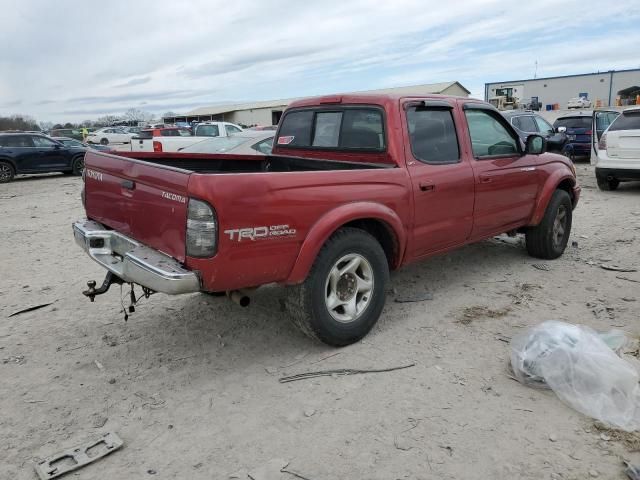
xmin=74 ymin=93 xmax=580 ymax=346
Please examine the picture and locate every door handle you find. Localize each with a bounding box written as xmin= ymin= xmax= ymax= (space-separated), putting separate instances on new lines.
xmin=479 ymin=174 xmax=492 ymax=184
xmin=419 ymin=181 xmax=435 ymax=192
xmin=121 ymin=180 xmax=135 ymax=190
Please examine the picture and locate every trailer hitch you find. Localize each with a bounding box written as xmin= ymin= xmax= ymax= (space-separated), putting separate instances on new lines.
xmin=83 ymin=272 xmax=124 ymax=302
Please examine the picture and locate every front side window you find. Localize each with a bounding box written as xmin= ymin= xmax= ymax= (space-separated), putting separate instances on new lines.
xmin=32 ymin=136 xmax=57 ymax=148
xmin=406 ymin=107 xmax=460 ymax=164
xmin=465 ymin=109 xmax=519 ymax=157
xmin=534 ymin=116 xmax=554 ymax=135
xmin=252 ymin=137 xmax=274 ymax=154
xmin=278 ymin=107 xmax=384 ymax=150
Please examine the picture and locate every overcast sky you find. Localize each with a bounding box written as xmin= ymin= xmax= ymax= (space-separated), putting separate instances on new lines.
xmin=2 ymin=0 xmax=639 ymax=123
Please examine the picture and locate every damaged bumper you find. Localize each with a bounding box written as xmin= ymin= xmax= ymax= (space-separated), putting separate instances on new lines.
xmin=73 ymin=219 xmax=200 ymax=295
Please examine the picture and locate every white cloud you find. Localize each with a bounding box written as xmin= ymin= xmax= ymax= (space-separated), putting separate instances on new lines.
xmin=0 ymin=0 xmax=638 ymax=122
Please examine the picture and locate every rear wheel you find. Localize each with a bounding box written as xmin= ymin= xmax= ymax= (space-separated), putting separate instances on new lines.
xmin=72 ymin=155 xmax=84 ymax=176
xmin=100 ymin=138 xmax=109 ymax=145
xmin=285 ymin=227 xmax=389 ymax=346
xmin=0 ymin=161 xmax=15 ymax=183
xmin=526 ymin=189 xmax=572 ymax=259
xmin=596 ymin=176 xmax=619 ymax=191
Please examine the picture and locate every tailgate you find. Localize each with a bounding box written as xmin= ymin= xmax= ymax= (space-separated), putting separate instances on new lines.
xmin=608 ymin=131 xmax=640 ymax=159
xmin=83 ymin=151 xmax=190 ymax=262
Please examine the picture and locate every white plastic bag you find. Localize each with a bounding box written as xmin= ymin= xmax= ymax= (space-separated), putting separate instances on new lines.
xmin=511 ymin=320 xmax=640 ymax=432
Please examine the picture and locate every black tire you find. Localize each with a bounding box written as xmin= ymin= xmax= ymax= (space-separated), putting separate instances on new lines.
xmin=285 ymin=227 xmax=389 ymax=346
xmin=100 ymin=138 xmax=109 ymax=145
xmin=596 ymin=176 xmax=619 ymax=191
xmin=0 ymin=161 xmax=15 ymax=183
xmin=526 ymin=189 xmax=572 ymax=259
xmin=72 ymin=155 xmax=84 ymax=176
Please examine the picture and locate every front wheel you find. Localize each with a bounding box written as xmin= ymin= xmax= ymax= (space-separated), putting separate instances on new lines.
xmin=100 ymin=138 xmax=109 ymax=145
xmin=72 ymin=155 xmax=84 ymax=176
xmin=526 ymin=190 xmax=572 ymax=259
xmin=285 ymin=227 xmax=389 ymax=346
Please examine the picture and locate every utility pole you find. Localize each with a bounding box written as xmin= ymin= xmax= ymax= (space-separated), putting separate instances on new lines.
xmin=534 ymin=60 xmax=538 ymax=79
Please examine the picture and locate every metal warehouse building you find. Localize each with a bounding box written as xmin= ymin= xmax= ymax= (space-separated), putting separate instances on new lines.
xmin=163 ymin=81 xmax=470 ymax=126
xmin=484 ymin=68 xmax=640 ymax=109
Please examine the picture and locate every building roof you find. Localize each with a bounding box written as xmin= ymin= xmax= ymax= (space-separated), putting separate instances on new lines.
xmin=182 ymin=81 xmax=469 ymax=117
xmin=485 ymin=67 xmax=640 ymax=87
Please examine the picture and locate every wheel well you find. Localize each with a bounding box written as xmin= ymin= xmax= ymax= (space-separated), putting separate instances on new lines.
xmin=557 ymin=179 xmax=575 ymax=206
xmin=343 ymin=218 xmax=399 ymax=269
xmin=0 ymin=157 xmax=16 ymax=172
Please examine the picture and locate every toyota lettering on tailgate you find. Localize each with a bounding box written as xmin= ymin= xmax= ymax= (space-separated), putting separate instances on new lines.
xmin=224 ymin=224 xmax=296 ymax=242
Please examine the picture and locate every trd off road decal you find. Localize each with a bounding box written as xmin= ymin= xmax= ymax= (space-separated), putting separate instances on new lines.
xmin=224 ymin=224 xmax=296 ymax=242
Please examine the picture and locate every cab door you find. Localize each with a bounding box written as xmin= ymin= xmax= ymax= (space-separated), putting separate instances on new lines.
xmin=403 ymin=99 xmax=475 ymax=259
xmin=462 ymin=104 xmax=540 ymax=238
xmin=31 ymin=136 xmax=70 ymax=170
xmin=591 ymin=110 xmax=619 ymax=164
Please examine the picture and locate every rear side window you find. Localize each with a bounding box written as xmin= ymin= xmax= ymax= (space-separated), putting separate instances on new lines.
xmin=278 ymin=107 xmax=384 ymax=150
xmin=406 ymin=107 xmax=459 ymax=164
xmin=513 ymin=115 xmax=537 ymax=132
xmin=3 ymin=135 xmax=33 ymax=147
xmin=196 ymin=125 xmax=220 ymax=137
xmin=609 ymin=111 xmax=640 ymax=131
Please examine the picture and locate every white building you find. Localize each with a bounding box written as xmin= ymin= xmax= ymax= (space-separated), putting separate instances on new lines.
xmin=484 ymin=68 xmax=640 ymax=109
xmin=163 ymin=81 xmax=470 ymax=126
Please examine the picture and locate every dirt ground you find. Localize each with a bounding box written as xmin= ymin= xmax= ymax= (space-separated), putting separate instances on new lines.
xmin=1 ymin=162 xmax=639 ymax=480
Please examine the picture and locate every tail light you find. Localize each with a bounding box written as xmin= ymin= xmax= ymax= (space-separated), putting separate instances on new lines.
xmin=598 ymin=133 xmax=607 ymax=150
xmin=186 ymin=199 xmax=217 ymax=257
xmin=153 ymin=140 xmax=163 ymax=152
xmin=586 ymin=130 xmax=592 ymax=135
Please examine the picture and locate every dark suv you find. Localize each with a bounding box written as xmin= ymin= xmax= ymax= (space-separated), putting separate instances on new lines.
xmin=501 ymin=111 xmax=567 ymax=152
xmin=552 ymin=114 xmax=592 ymax=160
xmin=0 ymin=133 xmax=86 ymax=183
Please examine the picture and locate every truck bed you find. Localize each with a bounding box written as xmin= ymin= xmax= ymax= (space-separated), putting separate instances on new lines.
xmin=112 ymin=151 xmax=394 ymax=174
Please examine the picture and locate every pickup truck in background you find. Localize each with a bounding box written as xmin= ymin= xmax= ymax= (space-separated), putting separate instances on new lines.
xmin=152 ymin=122 xmax=244 ymax=153
xmin=73 ymin=93 xmax=580 ymax=346
xmin=130 ymin=126 xmax=193 ymax=152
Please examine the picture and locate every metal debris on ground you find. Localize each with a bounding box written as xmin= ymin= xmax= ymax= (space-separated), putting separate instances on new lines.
xmin=394 ymin=291 xmax=434 ymax=303
xmin=278 ymin=363 xmax=416 ymax=383
xmin=34 ymin=432 xmax=123 ymax=480
xmin=8 ymin=302 xmax=54 ymax=317
xmin=601 ymin=264 xmax=638 ymax=273
xmin=532 ymin=263 xmax=551 ymax=271
xmin=625 ymin=461 xmax=640 ymax=480
xmin=3 ymin=355 xmax=26 ymax=365
xmin=247 ymin=458 xmax=289 ymax=480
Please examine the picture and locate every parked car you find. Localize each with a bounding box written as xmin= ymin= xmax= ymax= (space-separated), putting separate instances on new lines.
xmin=86 ymin=127 xmax=135 ymax=145
xmin=501 ymin=111 xmax=567 ymax=152
xmin=591 ymin=106 xmax=640 ymax=190
xmin=130 ymin=127 xmax=193 ymax=152
xmin=50 ymin=128 xmax=86 ymax=141
xmin=552 ymin=114 xmax=593 ymax=160
xmin=179 ymin=131 xmax=274 ymax=155
xmin=74 ymin=93 xmax=579 ymax=346
xmin=567 ymin=97 xmax=592 ymax=109
xmin=152 ymin=122 xmax=244 ymax=152
xmin=53 ymin=136 xmax=113 ymax=153
xmin=0 ymin=133 xmax=86 ymax=182
xmin=248 ymin=125 xmax=278 ymax=131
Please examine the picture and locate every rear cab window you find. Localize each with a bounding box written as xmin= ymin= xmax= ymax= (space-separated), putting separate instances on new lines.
xmin=277 ymin=106 xmax=385 ymax=151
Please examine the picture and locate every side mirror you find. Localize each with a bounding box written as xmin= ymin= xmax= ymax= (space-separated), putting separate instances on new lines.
xmin=525 ymin=134 xmax=547 ymax=155
xmin=54 ymin=144 xmax=61 ymax=149
xmin=557 ymin=126 xmax=567 ymax=133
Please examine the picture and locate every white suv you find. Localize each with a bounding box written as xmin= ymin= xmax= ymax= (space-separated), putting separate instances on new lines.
xmin=591 ymin=107 xmax=640 ymax=190
xmin=567 ymin=97 xmax=592 ymax=109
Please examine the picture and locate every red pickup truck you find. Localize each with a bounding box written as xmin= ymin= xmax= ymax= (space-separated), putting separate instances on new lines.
xmin=73 ymin=93 xmax=580 ymax=346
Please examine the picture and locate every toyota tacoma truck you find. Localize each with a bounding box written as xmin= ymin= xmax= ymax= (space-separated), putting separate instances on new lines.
xmin=73 ymin=93 xmax=580 ymax=346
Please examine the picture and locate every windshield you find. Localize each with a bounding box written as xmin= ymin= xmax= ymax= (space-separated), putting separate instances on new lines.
xmin=553 ymin=117 xmax=591 ymax=129
xmin=180 ymin=136 xmax=248 ymax=153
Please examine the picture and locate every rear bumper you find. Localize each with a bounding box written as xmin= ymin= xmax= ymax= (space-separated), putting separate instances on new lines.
xmin=596 ymin=167 xmax=640 ymax=182
xmin=73 ymin=219 xmax=200 ymax=295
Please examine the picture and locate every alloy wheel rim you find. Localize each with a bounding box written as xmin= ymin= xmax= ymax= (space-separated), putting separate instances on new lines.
xmin=324 ymin=253 xmax=374 ymax=323
xmin=0 ymin=164 xmax=11 ymax=180
xmin=552 ymin=205 xmax=567 ymax=248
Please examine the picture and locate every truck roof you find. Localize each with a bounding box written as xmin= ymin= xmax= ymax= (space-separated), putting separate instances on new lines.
xmin=286 ymin=92 xmax=469 ymax=109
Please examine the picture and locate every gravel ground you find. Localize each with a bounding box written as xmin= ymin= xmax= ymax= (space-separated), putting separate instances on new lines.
xmin=1 ymin=163 xmax=639 ymax=480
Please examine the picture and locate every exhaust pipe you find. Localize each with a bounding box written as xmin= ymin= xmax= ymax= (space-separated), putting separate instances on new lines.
xmin=227 ymin=290 xmax=250 ymax=307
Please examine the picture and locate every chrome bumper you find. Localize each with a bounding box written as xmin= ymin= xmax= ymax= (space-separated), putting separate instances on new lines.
xmin=73 ymin=219 xmax=200 ymax=295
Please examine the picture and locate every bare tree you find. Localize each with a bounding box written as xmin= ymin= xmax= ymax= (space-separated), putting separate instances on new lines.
xmin=96 ymin=115 xmax=120 ymax=127
xmin=124 ymin=108 xmax=154 ymax=125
